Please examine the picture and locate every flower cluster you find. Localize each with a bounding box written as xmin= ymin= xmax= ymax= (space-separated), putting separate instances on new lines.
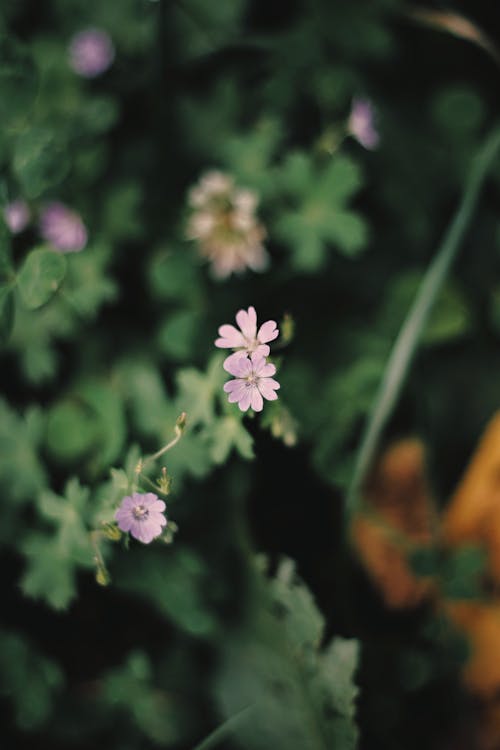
xmin=186 ymin=171 xmax=269 ymax=279
xmin=216 ymin=306 xmax=280 ymax=412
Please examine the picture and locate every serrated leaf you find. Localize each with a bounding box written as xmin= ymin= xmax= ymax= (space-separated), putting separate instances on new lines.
xmin=17 ymin=248 xmax=67 ymax=309
xmin=209 ymin=416 xmax=254 ymax=463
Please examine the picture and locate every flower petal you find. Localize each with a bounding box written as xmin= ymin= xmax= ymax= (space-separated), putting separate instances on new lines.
xmin=227 ymin=382 xmax=247 ymax=404
xmin=115 ymin=508 xmax=133 ymax=531
xmin=215 ymin=324 xmax=245 ymax=348
xmin=257 ymin=320 xmax=279 ymax=344
xmin=251 ymin=388 xmax=263 ymax=412
xmin=258 ymin=362 xmax=276 ymax=377
xmin=258 ymin=377 xmax=280 ymax=400
xmin=223 ymin=351 xmax=249 ymax=374
xmin=238 ymin=388 xmax=253 ymax=412
xmin=236 ymin=306 xmax=257 ymax=339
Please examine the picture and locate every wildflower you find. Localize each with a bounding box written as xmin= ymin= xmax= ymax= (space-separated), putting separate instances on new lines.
xmin=186 ymin=170 xmax=269 ymax=279
xmin=68 ymin=28 xmax=115 ymax=78
xmin=39 ymin=202 xmax=88 ymax=253
xmin=223 ymin=352 xmax=280 ymax=412
xmin=347 ymin=97 xmax=380 ymax=150
xmin=215 ymin=306 xmax=279 ymax=372
xmin=114 ymin=492 xmax=167 ymax=544
xmin=3 ymin=200 xmax=30 ymax=234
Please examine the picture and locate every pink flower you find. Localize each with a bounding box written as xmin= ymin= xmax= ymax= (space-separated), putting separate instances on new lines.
xmin=3 ymin=200 xmax=30 ymax=234
xmin=39 ymin=202 xmax=88 ymax=253
xmin=223 ymin=352 xmax=280 ymax=412
xmin=114 ymin=492 xmax=167 ymax=544
xmin=215 ymin=307 xmax=279 ymax=370
xmin=347 ymin=97 xmax=379 ymax=150
xmin=68 ymin=28 xmax=115 ymax=78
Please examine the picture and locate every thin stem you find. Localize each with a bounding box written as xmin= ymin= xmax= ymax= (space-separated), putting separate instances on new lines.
xmin=345 ymin=125 xmax=500 ymax=519
xmin=190 ymin=705 xmax=255 ymax=750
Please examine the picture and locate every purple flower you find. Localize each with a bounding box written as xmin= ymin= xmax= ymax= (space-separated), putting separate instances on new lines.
xmin=215 ymin=306 xmax=279 ymax=371
xmin=3 ymin=200 xmax=30 ymax=234
xmin=68 ymin=28 xmax=115 ymax=78
xmin=115 ymin=492 xmax=167 ymax=544
xmin=223 ymin=352 xmax=280 ymax=412
xmin=39 ymin=202 xmax=88 ymax=253
xmin=347 ymin=97 xmax=380 ymax=150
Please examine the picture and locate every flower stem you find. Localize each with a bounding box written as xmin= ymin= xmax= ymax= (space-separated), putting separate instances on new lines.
xmin=345 ymin=125 xmax=500 ymax=520
xmin=190 ymin=705 xmax=255 ymax=750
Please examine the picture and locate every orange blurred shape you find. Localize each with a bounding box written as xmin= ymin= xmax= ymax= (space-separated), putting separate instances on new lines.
xmin=351 ymin=438 xmax=435 ymax=608
xmin=442 ymin=412 xmax=500 ymax=583
xmin=407 ymin=7 xmax=500 ymax=66
xmin=444 ymin=601 xmax=500 ymax=698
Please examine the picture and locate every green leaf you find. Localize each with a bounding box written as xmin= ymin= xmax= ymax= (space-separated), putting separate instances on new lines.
xmin=0 ymin=283 xmax=15 ymax=342
xmin=157 ymin=309 xmax=203 ymax=361
xmin=209 ymin=416 xmax=254 ymax=463
xmin=21 ymin=533 xmax=78 ymax=609
xmin=0 ymin=629 xmax=63 ymax=730
xmin=17 ymin=247 xmax=67 ymax=309
xmin=0 ymin=35 xmax=38 ymax=129
xmin=13 ymin=127 xmax=69 ymax=198
xmin=46 ymin=401 xmax=99 ymax=462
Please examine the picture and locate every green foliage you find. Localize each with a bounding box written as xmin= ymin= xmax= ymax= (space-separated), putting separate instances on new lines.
xmin=274 ymin=152 xmax=368 ymax=270
xmin=17 ymin=246 xmax=67 ymax=309
xmin=0 ymin=629 xmax=63 ymax=729
xmin=215 ymin=559 xmax=359 ymax=750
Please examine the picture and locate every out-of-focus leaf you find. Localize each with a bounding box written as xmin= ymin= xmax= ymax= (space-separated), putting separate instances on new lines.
xmin=118 ymin=546 xmax=218 ymax=636
xmin=208 ymin=416 xmax=254 ymax=463
xmin=274 ymin=152 xmax=368 ymax=271
xmin=13 ymin=127 xmax=69 ymax=198
xmin=0 ymin=629 xmax=63 ymax=729
xmin=157 ymin=309 xmax=203 ymax=361
xmin=17 ymin=247 xmax=67 ymax=309
xmin=0 ymin=35 xmax=38 ymax=129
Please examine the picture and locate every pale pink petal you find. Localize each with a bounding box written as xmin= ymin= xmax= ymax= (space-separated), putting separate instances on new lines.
xmin=257 ymin=320 xmax=279 ymax=344
xmin=223 ymin=351 xmax=249 ymax=373
xmin=150 ymin=500 xmax=166 ymax=513
xmin=236 ymin=306 xmax=257 ymax=339
xmin=215 ymin=324 xmax=245 ymax=348
xmin=250 ymin=353 xmax=267 ymax=371
xmin=229 ymin=355 xmax=252 ymax=378
xmin=120 ymin=496 xmax=136 ymax=511
xmin=227 ymin=382 xmax=247 ymax=403
xmin=149 ymin=512 xmax=167 ymax=527
xmin=224 ymin=378 xmax=245 ymax=393
xmin=115 ymin=508 xmax=133 ymax=530
xmin=258 ymin=362 xmax=276 ymax=377
xmin=238 ymin=388 xmax=253 ymax=412
xmin=258 ymin=377 xmax=280 ymax=400
xmin=254 ymin=343 xmax=270 ymax=358
xmin=251 ymin=389 xmax=263 ymax=412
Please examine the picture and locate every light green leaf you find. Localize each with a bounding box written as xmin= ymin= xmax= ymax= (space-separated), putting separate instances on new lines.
xmin=17 ymin=247 xmax=67 ymax=309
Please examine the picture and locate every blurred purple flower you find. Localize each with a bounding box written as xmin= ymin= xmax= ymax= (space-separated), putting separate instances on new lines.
xmin=68 ymin=28 xmax=115 ymax=78
xmin=3 ymin=200 xmax=30 ymax=234
xmin=347 ymin=97 xmax=380 ymax=150
xmin=39 ymin=202 xmax=88 ymax=253
xmin=223 ymin=352 xmax=280 ymax=412
xmin=115 ymin=492 xmax=167 ymax=544
xmin=215 ymin=306 xmax=279 ymax=370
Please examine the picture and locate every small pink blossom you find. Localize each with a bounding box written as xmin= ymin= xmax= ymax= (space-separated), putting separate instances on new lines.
xmin=3 ymin=200 xmax=30 ymax=234
xmin=215 ymin=306 xmax=279 ymax=369
xmin=39 ymin=202 xmax=88 ymax=253
xmin=347 ymin=97 xmax=379 ymax=150
xmin=115 ymin=492 xmax=167 ymax=544
xmin=68 ymin=28 xmax=115 ymax=78
xmin=223 ymin=352 xmax=280 ymax=412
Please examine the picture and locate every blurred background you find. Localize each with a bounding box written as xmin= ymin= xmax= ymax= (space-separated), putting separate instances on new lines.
xmin=3 ymin=1 xmax=500 ymax=748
